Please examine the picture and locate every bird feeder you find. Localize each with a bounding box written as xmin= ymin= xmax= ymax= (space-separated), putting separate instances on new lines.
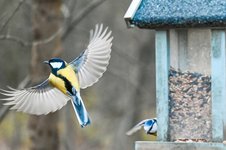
xmin=124 ymin=0 xmax=226 ymax=149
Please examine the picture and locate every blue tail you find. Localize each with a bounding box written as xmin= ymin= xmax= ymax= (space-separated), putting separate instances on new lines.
xmin=71 ymin=92 xmax=91 ymax=127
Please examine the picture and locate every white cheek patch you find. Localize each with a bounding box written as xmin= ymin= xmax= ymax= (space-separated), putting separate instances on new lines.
xmin=50 ymin=62 xmax=63 ymax=68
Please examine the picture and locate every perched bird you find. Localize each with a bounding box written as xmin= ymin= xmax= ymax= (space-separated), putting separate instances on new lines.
xmin=126 ymin=118 xmax=157 ymax=136
xmin=0 ymin=24 xmax=113 ymax=128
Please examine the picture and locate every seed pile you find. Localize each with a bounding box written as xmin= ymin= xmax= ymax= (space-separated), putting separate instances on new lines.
xmin=169 ymin=67 xmax=211 ymax=142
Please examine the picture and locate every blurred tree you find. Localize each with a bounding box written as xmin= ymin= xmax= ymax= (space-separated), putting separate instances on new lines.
xmin=28 ymin=0 xmax=63 ymax=150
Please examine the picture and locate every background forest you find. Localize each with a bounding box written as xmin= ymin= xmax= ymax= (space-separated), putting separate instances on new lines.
xmin=0 ymin=0 xmax=156 ymax=150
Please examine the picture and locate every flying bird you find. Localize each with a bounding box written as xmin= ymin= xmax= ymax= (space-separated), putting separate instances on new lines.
xmin=126 ymin=118 xmax=157 ymax=136
xmin=0 ymin=24 xmax=113 ymax=128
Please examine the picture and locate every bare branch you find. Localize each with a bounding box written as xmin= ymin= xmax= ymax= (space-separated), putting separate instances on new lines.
xmin=64 ymin=0 xmax=77 ymax=22
xmin=0 ymin=27 xmax=63 ymax=47
xmin=0 ymin=34 xmax=31 ymax=47
xmin=62 ymin=0 xmax=106 ymax=40
xmin=0 ymin=0 xmax=25 ymax=33
xmin=61 ymin=4 xmax=70 ymax=19
xmin=68 ymin=0 xmax=78 ymax=15
xmin=33 ymin=27 xmax=63 ymax=46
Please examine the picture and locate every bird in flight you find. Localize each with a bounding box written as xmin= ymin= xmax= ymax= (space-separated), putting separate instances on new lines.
xmin=126 ymin=118 xmax=157 ymax=136
xmin=0 ymin=24 xmax=113 ymax=128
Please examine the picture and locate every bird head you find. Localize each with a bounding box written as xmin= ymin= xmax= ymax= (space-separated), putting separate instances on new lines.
xmin=44 ymin=58 xmax=66 ymax=74
xmin=144 ymin=119 xmax=157 ymax=135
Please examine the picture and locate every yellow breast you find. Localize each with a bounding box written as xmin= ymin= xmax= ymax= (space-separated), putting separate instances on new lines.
xmin=49 ymin=65 xmax=80 ymax=95
xmin=49 ymin=73 xmax=67 ymax=94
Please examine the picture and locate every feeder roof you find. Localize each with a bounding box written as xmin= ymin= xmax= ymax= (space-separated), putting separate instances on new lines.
xmin=124 ymin=0 xmax=226 ymax=29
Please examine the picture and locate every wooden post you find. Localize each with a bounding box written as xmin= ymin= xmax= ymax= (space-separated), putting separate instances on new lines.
xmin=155 ymin=30 xmax=169 ymax=141
xmin=211 ymin=30 xmax=225 ymax=142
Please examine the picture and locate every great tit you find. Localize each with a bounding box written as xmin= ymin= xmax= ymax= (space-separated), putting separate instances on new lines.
xmin=0 ymin=24 xmax=113 ymax=127
xmin=126 ymin=118 xmax=157 ymax=136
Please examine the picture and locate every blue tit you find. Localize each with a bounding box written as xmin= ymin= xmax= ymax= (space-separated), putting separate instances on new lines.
xmin=0 ymin=24 xmax=113 ymax=128
xmin=126 ymin=118 xmax=157 ymax=136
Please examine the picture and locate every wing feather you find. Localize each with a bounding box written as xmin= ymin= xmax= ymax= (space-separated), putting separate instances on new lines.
xmin=0 ymin=80 xmax=70 ymax=115
xmin=70 ymin=24 xmax=113 ymax=89
xmin=126 ymin=119 xmax=152 ymax=136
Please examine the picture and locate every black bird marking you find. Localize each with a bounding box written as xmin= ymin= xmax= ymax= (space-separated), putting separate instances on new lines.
xmin=147 ymin=118 xmax=157 ymax=134
xmin=57 ymin=74 xmax=75 ymax=95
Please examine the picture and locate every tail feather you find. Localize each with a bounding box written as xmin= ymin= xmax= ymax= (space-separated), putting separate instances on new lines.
xmin=71 ymin=92 xmax=91 ymax=127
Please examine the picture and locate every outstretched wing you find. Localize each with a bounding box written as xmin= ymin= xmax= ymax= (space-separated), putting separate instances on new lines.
xmin=0 ymin=80 xmax=70 ymax=115
xmin=126 ymin=119 xmax=151 ymax=136
xmin=70 ymin=24 xmax=113 ymax=89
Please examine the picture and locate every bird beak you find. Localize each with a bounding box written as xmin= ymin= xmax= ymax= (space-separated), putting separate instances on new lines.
xmin=43 ymin=61 xmax=49 ymax=64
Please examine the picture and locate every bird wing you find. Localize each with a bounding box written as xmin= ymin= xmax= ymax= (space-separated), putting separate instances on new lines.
xmin=0 ymin=80 xmax=70 ymax=115
xmin=69 ymin=24 xmax=113 ymax=89
xmin=126 ymin=119 xmax=151 ymax=136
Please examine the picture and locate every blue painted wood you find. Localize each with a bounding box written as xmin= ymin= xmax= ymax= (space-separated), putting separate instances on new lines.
xmin=211 ymin=30 xmax=225 ymax=142
xmin=155 ymin=30 xmax=169 ymax=141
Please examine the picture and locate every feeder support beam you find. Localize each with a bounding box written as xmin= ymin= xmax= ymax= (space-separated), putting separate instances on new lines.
xmin=156 ymin=30 xmax=170 ymax=141
xmin=211 ymin=30 xmax=225 ymax=142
